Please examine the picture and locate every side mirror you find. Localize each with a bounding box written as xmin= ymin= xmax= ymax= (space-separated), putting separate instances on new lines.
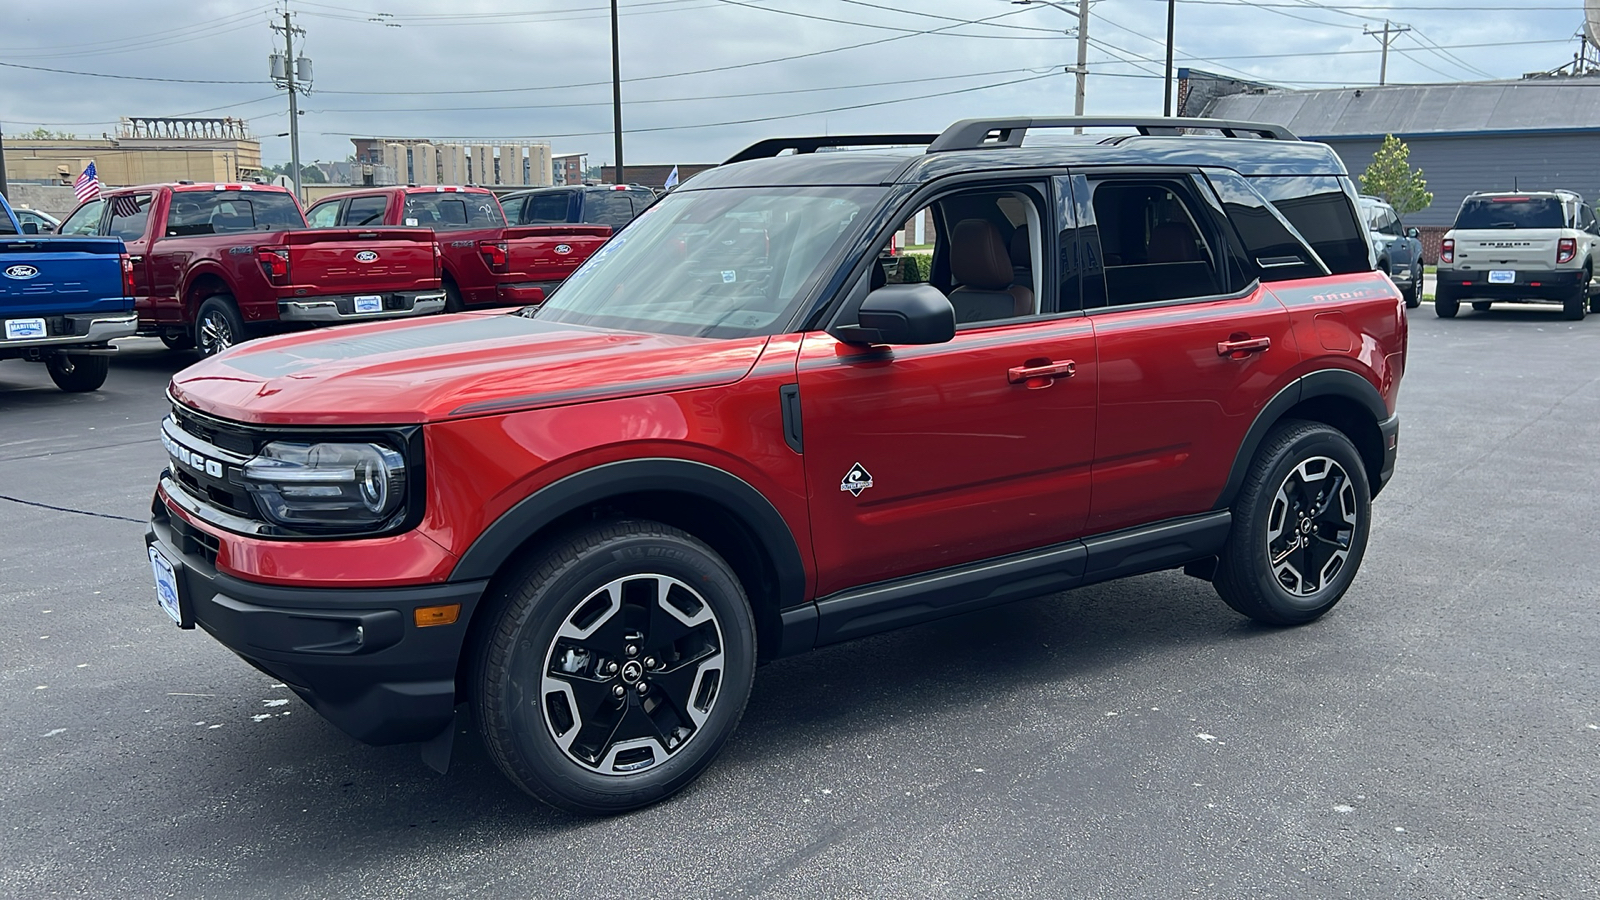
xmin=834 ymin=283 xmax=955 ymax=345
xmin=1405 ymin=227 xmax=1419 ymax=239
xmin=20 ymin=221 xmax=39 ymax=235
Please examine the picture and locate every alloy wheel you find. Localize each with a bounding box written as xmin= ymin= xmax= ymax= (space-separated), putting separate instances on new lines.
xmin=199 ymin=312 xmax=234 ymax=355
xmin=1265 ymin=456 xmax=1359 ymax=596
xmin=539 ymin=573 xmax=725 ymax=776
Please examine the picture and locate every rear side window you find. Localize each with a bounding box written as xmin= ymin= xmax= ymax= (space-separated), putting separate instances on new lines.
xmin=344 ymin=196 xmax=389 ymax=226
xmin=0 ymin=209 xmax=16 ymax=235
xmin=1455 ymin=196 xmax=1564 ymax=229
xmin=305 ymin=200 xmax=341 ymax=228
xmin=107 ymin=193 xmax=154 ymax=241
xmin=1204 ymin=169 xmax=1323 ymax=282
xmin=1252 ymin=176 xmax=1370 ymax=275
xmin=403 ymin=192 xmax=504 ymax=230
xmin=499 ymin=195 xmax=526 ymax=225
xmin=165 ymin=191 xmax=304 ymax=236
xmin=1088 ymin=178 xmax=1223 ymax=306
xmin=523 ymin=192 xmax=573 ymax=224
xmin=585 ymin=191 xmax=635 ymax=228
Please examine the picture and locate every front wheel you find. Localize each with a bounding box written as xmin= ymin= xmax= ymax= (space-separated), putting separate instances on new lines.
xmin=160 ymin=331 xmax=195 ymax=351
xmin=1213 ymin=420 xmax=1372 ymax=626
xmin=46 ymin=354 xmax=110 ymax=392
xmin=474 ymin=520 xmax=756 ymax=815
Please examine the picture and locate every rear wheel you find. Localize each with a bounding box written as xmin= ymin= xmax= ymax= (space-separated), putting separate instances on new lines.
xmin=1434 ymin=286 xmax=1459 ymax=318
xmin=1401 ymin=284 xmax=1419 ymax=308
xmin=474 ymin=520 xmax=756 ymax=815
xmin=45 ymin=354 xmax=110 ymax=392
xmin=1472 ymin=301 xmax=1492 ymax=312
xmin=160 ymin=331 xmax=194 ymax=351
xmin=195 ymin=295 xmax=245 ymax=357
xmin=1213 ymin=420 xmax=1371 ymax=626
xmin=443 ymin=280 xmax=464 ymax=313
xmin=1563 ymin=286 xmax=1587 ymax=321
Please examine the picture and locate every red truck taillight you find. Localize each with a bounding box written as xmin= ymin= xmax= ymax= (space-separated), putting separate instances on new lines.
xmin=120 ymin=253 xmax=136 ymax=297
xmin=478 ymin=240 xmax=508 ymax=271
xmin=1557 ymin=238 xmax=1577 ymax=264
xmin=257 ymin=247 xmax=291 ymax=285
xmin=1439 ymin=238 xmax=1454 ymax=264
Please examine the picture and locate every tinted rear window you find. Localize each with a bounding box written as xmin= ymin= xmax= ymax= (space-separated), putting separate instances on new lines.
xmin=166 ymin=191 xmax=304 ymax=236
xmin=523 ymin=192 xmax=574 ymax=224
xmin=403 ymin=192 xmax=504 ymax=230
xmin=1455 ymin=196 xmax=1563 ymax=229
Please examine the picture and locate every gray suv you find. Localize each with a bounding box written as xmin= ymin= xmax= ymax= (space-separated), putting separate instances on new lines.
xmin=1359 ymin=196 xmax=1423 ymax=308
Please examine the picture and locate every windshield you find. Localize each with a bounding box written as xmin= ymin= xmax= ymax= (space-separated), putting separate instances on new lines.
xmin=1455 ymin=196 xmax=1564 ymax=229
xmin=536 ymin=186 xmax=884 ymax=338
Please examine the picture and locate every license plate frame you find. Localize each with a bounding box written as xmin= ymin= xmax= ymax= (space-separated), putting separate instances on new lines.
xmin=4 ymin=317 xmax=47 ymax=340
xmin=353 ymin=294 xmax=383 ymax=314
xmin=148 ymin=541 xmax=191 ymax=628
xmin=1488 ymin=270 xmax=1516 ymax=284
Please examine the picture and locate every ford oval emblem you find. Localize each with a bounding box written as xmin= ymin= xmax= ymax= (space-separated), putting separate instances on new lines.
xmin=354 ymin=250 xmax=379 ymax=263
xmin=3 ymin=264 xmax=40 ymax=280
xmin=554 ymin=244 xmax=572 ymax=255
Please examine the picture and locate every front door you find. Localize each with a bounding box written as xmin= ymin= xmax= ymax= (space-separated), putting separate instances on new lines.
xmin=798 ymin=179 xmax=1098 ymax=597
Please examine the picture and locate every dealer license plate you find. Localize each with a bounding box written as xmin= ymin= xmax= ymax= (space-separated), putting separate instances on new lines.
xmin=1488 ymin=270 xmax=1515 ymax=284
xmin=4 ymin=318 xmax=47 ymax=340
xmin=353 ymin=294 xmax=383 ymax=313
xmin=149 ymin=545 xmax=183 ymax=626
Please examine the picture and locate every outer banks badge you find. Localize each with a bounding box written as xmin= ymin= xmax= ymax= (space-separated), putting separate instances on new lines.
xmin=840 ymin=462 xmax=873 ymax=497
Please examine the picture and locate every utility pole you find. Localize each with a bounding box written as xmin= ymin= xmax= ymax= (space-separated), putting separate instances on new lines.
xmin=0 ymin=121 xmax=9 ymax=201
xmin=1015 ymin=1 xmax=1089 ymax=133
xmin=1363 ymin=20 xmax=1411 ymax=86
xmin=610 ymin=0 xmax=624 ymax=185
xmin=1163 ymin=0 xmax=1176 ymax=116
xmin=270 ymin=8 xmax=311 ymax=200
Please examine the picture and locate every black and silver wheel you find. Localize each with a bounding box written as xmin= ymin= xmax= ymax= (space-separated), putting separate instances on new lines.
xmin=45 ymin=353 xmax=110 ymax=392
xmin=475 ymin=520 xmax=755 ymax=815
xmin=1472 ymin=301 xmax=1492 ymax=312
xmin=1214 ymin=420 xmax=1371 ymax=626
xmin=195 ymin=294 xmax=245 ymax=357
xmin=159 ymin=331 xmax=195 ymax=351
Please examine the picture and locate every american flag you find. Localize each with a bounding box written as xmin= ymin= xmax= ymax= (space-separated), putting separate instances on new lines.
xmin=74 ymin=161 xmax=102 ymax=203
xmin=110 ymin=194 xmax=144 ymax=218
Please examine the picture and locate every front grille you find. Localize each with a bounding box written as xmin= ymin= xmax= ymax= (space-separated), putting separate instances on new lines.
xmin=152 ymin=498 xmax=220 ymax=566
xmin=164 ymin=405 xmax=262 ymax=525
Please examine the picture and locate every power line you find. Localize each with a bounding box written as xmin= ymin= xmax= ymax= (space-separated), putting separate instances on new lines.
xmin=0 ymin=59 xmax=264 ymax=84
xmin=19 ymin=95 xmax=286 ymax=128
xmin=707 ymin=0 xmax=1066 ymax=39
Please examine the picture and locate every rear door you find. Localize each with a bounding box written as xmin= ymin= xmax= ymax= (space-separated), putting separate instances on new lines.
xmin=798 ymin=177 xmax=1099 ymax=596
xmin=1075 ymin=170 xmax=1300 ymax=534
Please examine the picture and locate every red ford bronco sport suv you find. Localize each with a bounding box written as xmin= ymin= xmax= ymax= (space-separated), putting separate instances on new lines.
xmin=146 ymin=117 xmax=1406 ymax=815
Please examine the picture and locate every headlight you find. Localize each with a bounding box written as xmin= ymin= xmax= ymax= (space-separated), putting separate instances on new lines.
xmin=241 ymin=440 xmax=407 ymax=529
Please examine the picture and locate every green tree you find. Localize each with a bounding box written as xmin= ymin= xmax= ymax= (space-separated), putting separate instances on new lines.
xmin=1359 ymin=135 xmax=1433 ymax=216
xmin=25 ymin=127 xmax=75 ymax=140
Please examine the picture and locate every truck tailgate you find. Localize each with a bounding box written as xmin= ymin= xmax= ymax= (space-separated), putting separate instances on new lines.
xmin=0 ymin=237 xmax=129 ymax=317
xmin=502 ymin=225 xmax=611 ymax=283
xmin=1452 ymin=229 xmax=1562 ymax=270
xmin=278 ymin=228 xmax=439 ymax=294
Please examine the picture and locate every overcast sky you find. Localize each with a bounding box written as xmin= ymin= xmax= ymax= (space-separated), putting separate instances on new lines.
xmin=1 ymin=0 xmax=1590 ymax=169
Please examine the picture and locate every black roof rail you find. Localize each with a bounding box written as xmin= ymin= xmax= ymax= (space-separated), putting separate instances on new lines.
xmin=725 ymin=134 xmax=941 ymax=164
xmin=926 ymin=117 xmax=1298 ymax=152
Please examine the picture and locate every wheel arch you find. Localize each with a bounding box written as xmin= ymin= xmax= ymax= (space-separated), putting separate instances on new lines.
xmin=451 ymin=459 xmax=808 ymax=672
xmin=1217 ymin=370 xmax=1390 ymax=509
xmin=182 ymin=268 xmax=235 ymax=319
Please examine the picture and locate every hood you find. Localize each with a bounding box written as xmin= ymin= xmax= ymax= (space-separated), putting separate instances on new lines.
xmin=169 ymin=312 xmax=770 ymax=425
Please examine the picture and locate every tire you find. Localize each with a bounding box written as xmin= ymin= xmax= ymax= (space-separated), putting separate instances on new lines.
xmin=1434 ymin=286 xmax=1459 ymax=318
xmin=1471 ymin=301 xmax=1492 ymax=312
xmin=45 ymin=354 xmax=110 ymax=393
xmin=1563 ymin=286 xmax=1586 ymax=321
xmin=1401 ymin=284 xmax=1419 ymax=309
xmin=1213 ymin=420 xmax=1372 ymax=626
xmin=160 ymin=331 xmax=195 ymax=351
xmin=443 ymin=280 xmax=464 ymax=314
xmin=474 ymin=520 xmax=757 ymax=815
xmin=195 ymin=294 xmax=245 ymax=357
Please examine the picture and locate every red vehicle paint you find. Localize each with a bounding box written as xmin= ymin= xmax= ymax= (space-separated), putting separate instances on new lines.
xmin=146 ymin=117 xmax=1408 ymax=815
xmin=58 ymin=183 xmax=445 ymax=355
xmin=306 ymin=186 xmax=612 ymax=309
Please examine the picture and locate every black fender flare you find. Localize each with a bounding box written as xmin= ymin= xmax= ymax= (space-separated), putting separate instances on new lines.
xmin=1215 ymin=369 xmax=1389 ymax=509
xmin=449 ymin=458 xmax=808 ymax=612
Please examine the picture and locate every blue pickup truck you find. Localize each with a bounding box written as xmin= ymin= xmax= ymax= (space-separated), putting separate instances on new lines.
xmin=1 ymin=194 xmax=137 ymax=392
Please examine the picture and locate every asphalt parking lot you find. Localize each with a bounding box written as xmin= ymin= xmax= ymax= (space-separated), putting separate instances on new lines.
xmin=3 ymin=308 xmax=1598 ymax=899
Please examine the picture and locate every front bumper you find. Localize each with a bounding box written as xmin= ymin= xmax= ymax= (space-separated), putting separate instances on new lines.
xmin=147 ymin=496 xmax=487 ymax=746
xmin=278 ymin=290 xmax=447 ymax=323
xmin=1436 ymin=268 xmax=1586 ymax=301
xmin=0 ymin=311 xmax=137 ymax=355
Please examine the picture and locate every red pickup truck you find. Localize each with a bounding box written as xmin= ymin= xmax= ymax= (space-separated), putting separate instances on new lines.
xmin=307 ymin=186 xmax=611 ymax=309
xmin=58 ymin=183 xmax=445 ymax=356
